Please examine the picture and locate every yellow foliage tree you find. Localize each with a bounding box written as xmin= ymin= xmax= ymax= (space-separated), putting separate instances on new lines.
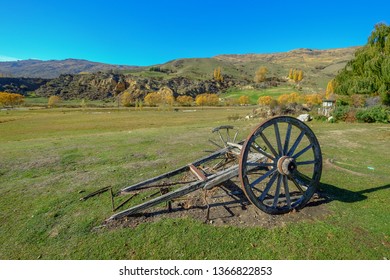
xmin=144 ymin=92 xmax=162 ymax=106
xmin=304 ymin=94 xmax=322 ymax=106
xmin=254 ymin=66 xmax=268 ymax=83
xmin=288 ymin=92 xmax=300 ymax=103
xmin=213 ymin=67 xmax=223 ymax=82
xmin=325 ymin=79 xmax=335 ymax=99
xmin=258 ymin=95 xmax=273 ymax=106
xmin=297 ymin=70 xmax=303 ymax=82
xmin=121 ymin=91 xmax=132 ymax=107
xmin=48 ymin=96 xmax=61 ymax=107
xmin=238 ymin=95 xmax=250 ymax=105
xmin=195 ymin=93 xmax=219 ymax=106
xmin=176 ymin=95 xmax=193 ymax=106
xmin=277 ymin=94 xmax=290 ymax=105
xmin=0 ymin=92 xmax=24 ymax=107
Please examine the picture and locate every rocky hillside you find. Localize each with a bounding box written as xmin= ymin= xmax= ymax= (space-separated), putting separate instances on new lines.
xmin=0 ymin=59 xmax=139 ymax=79
xmin=35 ymin=72 xmax=247 ymax=100
xmin=0 ymin=77 xmax=49 ymax=94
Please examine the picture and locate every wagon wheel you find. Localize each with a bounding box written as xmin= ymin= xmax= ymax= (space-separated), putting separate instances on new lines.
xmin=239 ymin=116 xmax=322 ymax=214
xmin=208 ymin=125 xmax=240 ymax=171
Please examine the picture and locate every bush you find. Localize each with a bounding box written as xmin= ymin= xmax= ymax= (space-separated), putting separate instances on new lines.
xmin=356 ymin=106 xmax=389 ymax=123
xmin=332 ymin=106 xmax=352 ymax=122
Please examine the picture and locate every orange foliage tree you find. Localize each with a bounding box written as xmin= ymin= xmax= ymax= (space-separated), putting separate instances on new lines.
xmin=0 ymin=92 xmax=24 ymax=107
xmin=238 ymin=95 xmax=250 ymax=105
xmin=195 ymin=93 xmax=219 ymax=106
xmin=176 ymin=95 xmax=194 ymax=106
xmin=257 ymin=95 xmax=274 ymax=106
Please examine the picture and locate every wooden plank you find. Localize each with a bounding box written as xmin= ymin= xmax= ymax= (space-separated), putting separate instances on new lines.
xmin=107 ymin=180 xmax=206 ymax=220
xmin=189 ymin=164 xmax=207 ymax=181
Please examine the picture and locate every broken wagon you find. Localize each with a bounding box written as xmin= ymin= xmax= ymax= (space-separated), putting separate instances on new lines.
xmin=106 ymin=116 xmax=322 ymax=221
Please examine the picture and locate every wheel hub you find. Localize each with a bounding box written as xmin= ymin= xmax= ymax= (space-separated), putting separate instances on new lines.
xmin=277 ymin=156 xmax=297 ymax=175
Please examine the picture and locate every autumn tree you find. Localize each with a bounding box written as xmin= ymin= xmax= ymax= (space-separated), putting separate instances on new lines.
xmin=258 ymin=95 xmax=273 ymax=106
xmin=176 ymin=95 xmax=193 ymax=106
xmin=304 ymin=93 xmax=322 ymax=106
xmin=144 ymin=92 xmax=162 ymax=106
xmin=195 ymin=93 xmax=219 ymax=106
xmin=48 ymin=95 xmax=61 ymax=107
xmin=121 ymin=91 xmax=132 ymax=107
xmin=213 ymin=67 xmax=223 ymax=82
xmin=144 ymin=87 xmax=175 ymax=108
xmin=254 ymin=66 xmax=268 ymax=83
xmin=0 ymin=92 xmax=24 ymax=107
xmin=325 ymin=79 xmax=336 ymax=99
xmin=238 ymin=95 xmax=250 ymax=105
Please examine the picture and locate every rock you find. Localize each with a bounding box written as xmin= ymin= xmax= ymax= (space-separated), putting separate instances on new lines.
xmin=297 ymin=113 xmax=312 ymax=122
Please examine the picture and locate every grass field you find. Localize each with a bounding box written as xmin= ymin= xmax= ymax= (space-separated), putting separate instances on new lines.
xmin=0 ymin=107 xmax=389 ymax=259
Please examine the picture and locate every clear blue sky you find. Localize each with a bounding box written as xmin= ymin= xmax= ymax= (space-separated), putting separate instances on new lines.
xmin=1 ymin=0 xmax=389 ymax=66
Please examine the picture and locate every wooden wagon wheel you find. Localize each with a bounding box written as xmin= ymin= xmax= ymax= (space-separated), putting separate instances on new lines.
xmin=239 ymin=116 xmax=322 ymax=214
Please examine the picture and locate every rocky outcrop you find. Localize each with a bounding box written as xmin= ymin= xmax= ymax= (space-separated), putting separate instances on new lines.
xmin=0 ymin=77 xmax=49 ymax=94
xmin=35 ymin=72 xmax=245 ymax=100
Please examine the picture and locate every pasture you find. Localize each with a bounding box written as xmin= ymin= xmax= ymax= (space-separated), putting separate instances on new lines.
xmin=0 ymin=107 xmax=389 ymax=259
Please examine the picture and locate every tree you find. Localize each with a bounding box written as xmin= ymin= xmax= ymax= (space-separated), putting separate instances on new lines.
xmin=238 ymin=95 xmax=250 ymax=105
xmin=48 ymin=96 xmax=61 ymax=107
xmin=297 ymin=70 xmax=303 ymax=82
xmin=325 ymin=79 xmax=335 ymax=99
xmin=121 ymin=91 xmax=132 ymax=107
xmin=254 ymin=66 xmax=268 ymax=83
xmin=0 ymin=92 xmax=24 ymax=107
xmin=195 ymin=93 xmax=219 ymax=106
xmin=258 ymin=95 xmax=273 ymax=106
xmin=144 ymin=92 xmax=162 ymax=106
xmin=213 ymin=67 xmax=223 ymax=82
xmin=176 ymin=95 xmax=193 ymax=106
xmin=334 ymin=23 xmax=390 ymax=105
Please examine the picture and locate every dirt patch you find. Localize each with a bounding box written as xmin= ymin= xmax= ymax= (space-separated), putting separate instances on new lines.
xmin=104 ymin=180 xmax=331 ymax=230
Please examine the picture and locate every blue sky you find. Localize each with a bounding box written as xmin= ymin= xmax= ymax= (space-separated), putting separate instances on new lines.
xmin=1 ymin=0 xmax=389 ymax=66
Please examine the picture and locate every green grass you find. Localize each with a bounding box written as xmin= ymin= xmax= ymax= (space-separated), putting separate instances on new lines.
xmin=223 ymin=86 xmax=298 ymax=104
xmin=23 ymin=96 xmax=117 ymax=107
xmin=0 ymin=107 xmax=389 ymax=259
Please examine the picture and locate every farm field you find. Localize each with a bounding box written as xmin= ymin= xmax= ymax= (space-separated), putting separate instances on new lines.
xmin=0 ymin=107 xmax=389 ymax=259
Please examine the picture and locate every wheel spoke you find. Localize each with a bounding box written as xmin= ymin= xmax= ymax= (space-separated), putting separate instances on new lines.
xmin=251 ymin=142 xmax=274 ymax=160
xmin=249 ymin=168 xmax=276 ymax=188
xmin=283 ymin=123 xmax=292 ymax=155
xmin=289 ymin=175 xmax=306 ymax=194
xmin=296 ymin=160 xmax=317 ymax=166
xmin=246 ymin=162 xmax=274 ymax=167
xmin=273 ymin=174 xmax=282 ymax=207
xmin=260 ymin=132 xmax=278 ymax=157
xmin=287 ymin=130 xmax=305 ymax=156
xmin=259 ymin=172 xmax=278 ymax=201
xmin=274 ymin=123 xmax=283 ymax=155
xmin=283 ymin=175 xmax=291 ymax=208
xmin=293 ymin=143 xmax=313 ymax=159
xmin=217 ymin=130 xmax=226 ymax=147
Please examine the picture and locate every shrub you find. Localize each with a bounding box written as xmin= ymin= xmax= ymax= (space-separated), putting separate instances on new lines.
xmin=48 ymin=96 xmax=61 ymax=107
xmin=356 ymin=105 xmax=389 ymax=123
xmin=332 ymin=106 xmax=352 ymax=122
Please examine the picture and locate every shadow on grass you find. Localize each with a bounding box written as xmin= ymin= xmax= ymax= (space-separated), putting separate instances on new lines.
xmin=316 ymin=183 xmax=390 ymax=204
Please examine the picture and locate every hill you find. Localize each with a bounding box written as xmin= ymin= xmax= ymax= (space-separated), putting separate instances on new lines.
xmin=144 ymin=47 xmax=358 ymax=92
xmin=0 ymin=58 xmax=139 ymax=79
